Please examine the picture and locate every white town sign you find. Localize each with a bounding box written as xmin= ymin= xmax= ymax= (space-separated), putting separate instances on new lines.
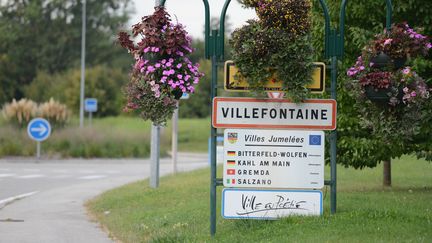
xmin=212 ymin=97 xmax=336 ymax=130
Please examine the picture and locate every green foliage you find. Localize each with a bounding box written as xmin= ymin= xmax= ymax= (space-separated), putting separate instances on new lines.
xmin=311 ymin=0 xmax=432 ymax=168
xmin=0 ymin=0 xmax=132 ymax=104
xmin=230 ymin=20 xmax=314 ymax=101
xmin=255 ymin=0 xmax=312 ymax=36
xmin=24 ymin=66 xmax=127 ymax=117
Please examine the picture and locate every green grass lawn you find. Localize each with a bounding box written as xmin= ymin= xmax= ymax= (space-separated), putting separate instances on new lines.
xmin=87 ymin=155 xmax=431 ymax=242
xmin=0 ymin=116 xmax=210 ymax=157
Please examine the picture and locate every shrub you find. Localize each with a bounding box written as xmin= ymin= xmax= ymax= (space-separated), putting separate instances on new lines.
xmin=24 ymin=66 xmax=127 ymax=117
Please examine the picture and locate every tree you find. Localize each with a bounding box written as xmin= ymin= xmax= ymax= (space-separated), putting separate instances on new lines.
xmin=0 ymin=0 xmax=133 ymax=104
xmin=25 ymin=65 xmax=127 ymax=117
xmin=311 ymin=0 xmax=432 ymax=186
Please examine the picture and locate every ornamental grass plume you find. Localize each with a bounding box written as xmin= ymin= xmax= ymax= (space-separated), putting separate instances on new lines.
xmin=1 ymin=98 xmax=38 ymax=127
xmin=38 ymin=98 xmax=71 ymax=127
xmin=118 ymin=6 xmax=204 ymax=125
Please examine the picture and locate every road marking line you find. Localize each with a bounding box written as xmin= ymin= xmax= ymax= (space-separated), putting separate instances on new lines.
xmin=105 ymin=170 xmax=120 ymax=174
xmin=16 ymin=174 xmax=45 ymax=179
xmin=23 ymin=169 xmax=41 ymax=172
xmin=51 ymin=169 xmax=68 ymax=173
xmin=51 ymin=175 xmax=72 ymax=179
xmin=0 ymin=174 xmax=16 ymax=178
xmin=78 ymin=175 xmax=107 ymax=180
xmin=0 ymin=191 xmax=39 ymax=209
xmin=78 ymin=170 xmax=96 ymax=174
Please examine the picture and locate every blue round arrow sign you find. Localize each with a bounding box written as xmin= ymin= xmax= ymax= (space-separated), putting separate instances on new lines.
xmin=27 ymin=118 xmax=51 ymax=142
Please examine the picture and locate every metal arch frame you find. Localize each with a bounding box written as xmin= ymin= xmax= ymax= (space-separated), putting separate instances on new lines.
xmin=158 ymin=0 xmax=393 ymax=237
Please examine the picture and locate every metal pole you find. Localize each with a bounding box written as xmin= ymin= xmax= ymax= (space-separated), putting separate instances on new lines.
xmin=89 ymin=112 xmax=92 ymax=127
xmin=149 ymin=0 xmax=163 ymax=189
xmin=172 ymin=102 xmax=179 ymax=174
xmin=79 ymin=0 xmax=86 ymax=128
xmin=330 ymin=55 xmax=338 ymax=214
xmin=150 ymin=124 xmax=160 ymax=188
xmin=210 ymin=29 xmax=218 ymax=237
xmin=36 ymin=141 xmax=41 ymax=159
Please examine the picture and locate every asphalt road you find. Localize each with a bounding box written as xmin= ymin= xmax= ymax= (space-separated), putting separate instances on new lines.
xmin=0 ymin=154 xmax=208 ymax=243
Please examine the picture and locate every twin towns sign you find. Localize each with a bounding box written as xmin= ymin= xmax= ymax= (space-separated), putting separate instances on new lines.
xmin=221 ymin=129 xmax=325 ymax=218
xmin=223 ymin=129 xmax=325 ymax=189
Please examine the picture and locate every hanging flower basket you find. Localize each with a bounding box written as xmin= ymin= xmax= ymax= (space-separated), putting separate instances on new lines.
xmin=118 ymin=7 xmax=204 ymax=125
xmin=392 ymin=57 xmax=407 ymax=69
xmin=364 ymin=86 xmax=393 ymax=102
xmin=231 ymin=0 xmax=314 ymax=102
xmin=368 ymin=23 xmax=431 ymax=66
xmin=347 ymin=23 xmax=431 ymax=107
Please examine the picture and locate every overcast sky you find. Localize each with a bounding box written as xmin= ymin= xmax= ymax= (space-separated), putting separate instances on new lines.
xmin=130 ymin=0 xmax=257 ymax=39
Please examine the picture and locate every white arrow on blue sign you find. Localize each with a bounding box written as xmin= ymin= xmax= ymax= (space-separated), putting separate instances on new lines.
xmin=27 ymin=118 xmax=51 ymax=142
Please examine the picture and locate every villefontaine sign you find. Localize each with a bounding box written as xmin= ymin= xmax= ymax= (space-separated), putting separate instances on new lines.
xmin=212 ymin=97 xmax=337 ymax=130
xmin=224 ymin=61 xmax=326 ymax=93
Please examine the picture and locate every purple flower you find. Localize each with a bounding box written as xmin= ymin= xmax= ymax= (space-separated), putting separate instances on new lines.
xmin=144 ymin=47 xmax=150 ymax=53
xmin=426 ymin=43 xmax=432 ymax=49
xmin=176 ymin=63 xmax=182 ymax=69
xmin=384 ymin=38 xmax=393 ymax=45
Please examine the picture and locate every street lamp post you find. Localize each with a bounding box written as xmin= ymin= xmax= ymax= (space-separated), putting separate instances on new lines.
xmin=79 ymin=0 xmax=87 ymax=128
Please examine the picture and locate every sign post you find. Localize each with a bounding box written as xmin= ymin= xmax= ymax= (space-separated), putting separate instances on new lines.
xmin=160 ymin=0 xmax=353 ymax=235
xmin=27 ymin=118 xmax=51 ymax=159
xmin=84 ymin=98 xmax=97 ymax=127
